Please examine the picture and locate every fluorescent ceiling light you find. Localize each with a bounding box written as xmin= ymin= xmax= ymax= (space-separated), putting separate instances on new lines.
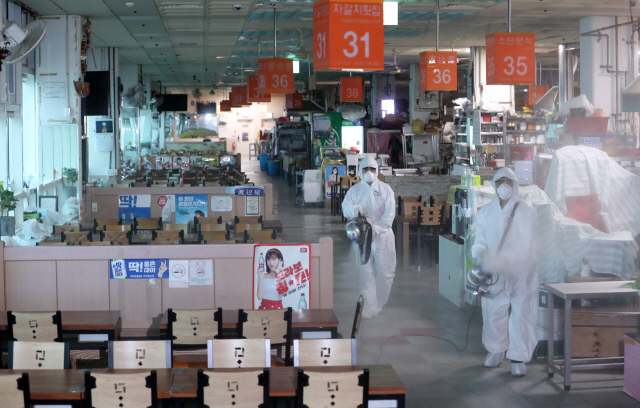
xmin=168 ymin=28 xmax=203 ymax=32
xmin=342 ymin=69 xmax=364 ymax=72
xmin=383 ymin=2 xmax=398 ymax=26
xmin=443 ymin=4 xmax=487 ymax=10
xmin=159 ymin=4 xmax=204 ymax=9
xmin=293 ymin=60 xmax=300 ymax=74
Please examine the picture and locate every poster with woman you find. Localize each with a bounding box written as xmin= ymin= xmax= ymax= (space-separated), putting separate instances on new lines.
xmin=253 ymin=244 xmax=311 ymax=310
xmin=173 ymin=156 xmax=190 ymax=170
xmin=325 ymin=165 xmax=345 ymax=198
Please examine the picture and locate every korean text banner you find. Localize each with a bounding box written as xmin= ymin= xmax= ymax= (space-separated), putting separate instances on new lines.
xmin=110 ymin=259 xmax=169 ymax=279
xmin=226 ymin=186 xmax=264 ymax=196
xmin=175 ymin=194 xmax=208 ymax=224
xmin=253 ymin=244 xmax=311 ymax=310
xmin=118 ymin=195 xmax=151 ymax=221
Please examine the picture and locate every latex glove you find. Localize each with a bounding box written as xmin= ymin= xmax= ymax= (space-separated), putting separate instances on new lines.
xmin=355 ymin=205 xmax=364 ymax=216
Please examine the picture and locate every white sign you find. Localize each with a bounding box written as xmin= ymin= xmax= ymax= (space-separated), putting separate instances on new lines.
xmin=189 ymin=260 xmax=213 ymax=286
xmin=211 ymin=196 xmax=233 ymax=212
xmin=169 ymin=260 xmax=189 ymax=288
xmin=42 ymin=82 xmax=67 ymax=98
xmin=246 ymin=196 xmax=260 ymax=216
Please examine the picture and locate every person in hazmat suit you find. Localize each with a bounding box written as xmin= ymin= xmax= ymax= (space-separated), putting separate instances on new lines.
xmin=342 ymin=155 xmax=397 ymax=319
xmin=471 ymin=167 xmax=538 ymax=377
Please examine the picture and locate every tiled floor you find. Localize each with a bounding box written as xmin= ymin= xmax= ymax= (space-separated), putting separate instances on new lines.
xmin=244 ymin=158 xmax=638 ymax=408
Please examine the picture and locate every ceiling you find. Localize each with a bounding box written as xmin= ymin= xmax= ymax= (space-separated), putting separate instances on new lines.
xmin=15 ymin=0 xmax=640 ymax=89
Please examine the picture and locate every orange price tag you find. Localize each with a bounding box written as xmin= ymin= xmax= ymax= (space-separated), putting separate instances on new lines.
xmin=285 ymin=93 xmax=303 ymax=109
xmin=313 ymin=0 xmax=384 ymax=71
xmin=258 ymin=58 xmax=294 ymax=94
xmin=527 ymin=84 xmax=549 ymax=107
xmin=419 ymin=51 xmax=457 ymax=91
xmin=247 ymin=75 xmax=271 ymax=103
xmin=220 ymin=100 xmax=231 ymax=112
xmin=486 ymin=32 xmax=536 ymax=85
xmin=340 ymin=77 xmax=362 ymax=102
xmin=231 ymin=86 xmax=248 ymax=106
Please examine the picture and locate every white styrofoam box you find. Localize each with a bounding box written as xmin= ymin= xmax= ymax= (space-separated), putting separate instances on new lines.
xmin=303 ymin=183 xmax=323 ymax=202
xmin=303 ymin=169 xmax=322 ymax=183
xmin=379 ymin=166 xmax=393 ymax=176
xmin=79 ymin=334 xmax=109 ymax=342
xmin=368 ymin=400 xmax=397 ymax=408
xmin=495 ymin=159 xmax=505 ymax=167
xmin=515 ymin=160 xmax=533 ymax=185
xmin=301 ymin=331 xmax=332 ymax=339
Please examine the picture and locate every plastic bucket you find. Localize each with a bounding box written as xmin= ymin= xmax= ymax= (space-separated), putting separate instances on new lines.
xmin=267 ymin=160 xmax=280 ymax=176
xmin=259 ymin=154 xmax=270 ymax=171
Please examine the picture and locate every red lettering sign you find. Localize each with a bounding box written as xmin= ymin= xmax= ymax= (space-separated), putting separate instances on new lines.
xmin=157 ymin=196 xmax=168 ymax=207
xmin=257 ymin=58 xmax=294 ymax=94
xmin=247 ymin=75 xmax=271 ymax=103
xmin=528 ymin=84 xmax=549 ymax=107
xmin=340 ymin=77 xmax=362 ymax=102
xmin=220 ymin=100 xmax=231 ymax=112
xmin=313 ymin=0 xmax=384 ymax=71
xmin=285 ymin=93 xmax=303 ymax=109
xmin=420 ymin=51 xmax=457 ymax=91
xmin=486 ymin=32 xmax=536 ymax=85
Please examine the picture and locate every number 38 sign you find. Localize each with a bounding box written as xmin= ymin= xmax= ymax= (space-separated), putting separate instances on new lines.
xmin=313 ymin=0 xmax=384 ymax=71
xmin=486 ymin=32 xmax=536 ymax=85
xmin=257 ymin=58 xmax=294 ymax=94
xmin=419 ymin=51 xmax=457 ymax=91
xmin=340 ymin=77 xmax=362 ymax=102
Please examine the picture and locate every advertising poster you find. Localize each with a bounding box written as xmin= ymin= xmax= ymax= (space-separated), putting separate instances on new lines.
xmin=175 ymin=194 xmax=208 ymax=224
xmin=169 ymin=260 xmax=189 ymax=288
xmin=118 ymin=195 xmax=151 ymax=221
xmin=189 ymin=260 xmax=213 ymax=286
xmin=325 ymin=165 xmax=345 ymax=198
xmin=110 ymin=259 xmax=169 ymax=279
xmin=211 ymin=196 xmax=233 ymax=212
xmin=173 ymin=156 xmax=190 ymax=170
xmin=156 ymin=156 xmax=172 ymax=170
xmin=246 ymin=196 xmax=260 ymax=216
xmin=158 ymin=195 xmax=174 ymax=222
xmin=252 ymin=244 xmax=311 ymax=310
xmin=190 ymin=156 xmax=202 ymax=168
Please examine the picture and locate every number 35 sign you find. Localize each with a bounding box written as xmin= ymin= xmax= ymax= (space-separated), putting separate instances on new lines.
xmin=313 ymin=0 xmax=384 ymax=71
xmin=486 ymin=32 xmax=536 ymax=85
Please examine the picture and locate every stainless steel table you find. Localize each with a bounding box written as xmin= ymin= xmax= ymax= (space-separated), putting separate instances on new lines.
xmin=543 ymin=281 xmax=639 ymax=390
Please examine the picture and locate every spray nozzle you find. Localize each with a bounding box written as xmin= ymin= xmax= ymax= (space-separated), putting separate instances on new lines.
xmin=351 ymin=237 xmax=358 ymax=243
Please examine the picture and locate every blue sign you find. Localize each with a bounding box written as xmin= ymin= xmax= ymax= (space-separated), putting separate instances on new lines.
xmin=118 ymin=195 xmax=151 ymax=221
xmin=110 ymin=259 xmax=169 ymax=279
xmin=175 ymin=194 xmax=208 ymax=224
xmin=235 ymin=187 xmax=264 ymax=196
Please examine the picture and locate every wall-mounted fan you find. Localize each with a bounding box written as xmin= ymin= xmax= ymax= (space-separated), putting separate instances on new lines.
xmin=192 ymin=88 xmax=202 ymax=99
xmin=1 ymin=20 xmax=47 ymax=70
xmin=124 ymin=84 xmax=145 ymax=107
xmin=150 ymin=95 xmax=164 ymax=110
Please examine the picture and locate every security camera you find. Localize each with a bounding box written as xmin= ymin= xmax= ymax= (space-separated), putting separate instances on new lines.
xmin=125 ymin=2 xmax=134 ymax=7
xmin=234 ymin=4 xmax=242 ymax=10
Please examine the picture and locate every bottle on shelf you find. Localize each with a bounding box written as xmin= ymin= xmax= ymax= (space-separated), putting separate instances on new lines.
xmin=258 ymin=253 xmax=265 ymax=274
xmin=298 ymin=293 xmax=307 ymax=309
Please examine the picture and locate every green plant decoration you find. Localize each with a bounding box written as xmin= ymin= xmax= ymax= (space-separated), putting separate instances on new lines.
xmin=0 ymin=181 xmax=18 ymax=217
xmin=62 ymin=168 xmax=78 ymax=186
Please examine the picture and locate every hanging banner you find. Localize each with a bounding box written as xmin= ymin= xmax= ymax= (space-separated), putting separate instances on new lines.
xmin=247 ymin=75 xmax=271 ymax=103
xmin=231 ymin=86 xmax=249 ymax=106
xmin=252 ymin=244 xmax=311 ymax=310
xmin=420 ymin=51 xmax=457 ymax=91
xmin=109 ymin=259 xmax=169 ymax=279
xmin=258 ymin=58 xmax=294 ymax=94
xmin=175 ymin=194 xmax=208 ymax=224
xmin=340 ymin=77 xmax=362 ymax=102
xmin=528 ymin=84 xmax=549 ymax=107
xmin=118 ymin=195 xmax=151 ymax=221
xmin=486 ymin=32 xmax=536 ymax=85
xmin=313 ymin=0 xmax=384 ymax=71
xmin=220 ymin=100 xmax=231 ymax=112
xmin=285 ymin=93 xmax=303 ymax=109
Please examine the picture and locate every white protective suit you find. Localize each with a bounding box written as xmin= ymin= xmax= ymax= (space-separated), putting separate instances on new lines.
xmin=471 ymin=168 xmax=538 ymax=363
xmin=342 ymin=155 xmax=397 ymax=316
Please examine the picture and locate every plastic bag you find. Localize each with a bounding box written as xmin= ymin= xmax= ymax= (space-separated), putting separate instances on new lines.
xmin=40 ymin=208 xmax=65 ymax=226
xmin=61 ymin=197 xmax=80 ymax=219
xmin=337 ymin=105 xmax=366 ymax=121
xmin=1 ymin=235 xmax=31 ymax=247
xmin=411 ymin=119 xmax=423 ymax=135
xmin=558 ymin=94 xmax=594 ymax=117
xmin=22 ymin=219 xmax=50 ymax=241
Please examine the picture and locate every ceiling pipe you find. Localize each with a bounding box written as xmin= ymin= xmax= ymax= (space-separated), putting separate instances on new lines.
xmin=508 ymin=0 xmax=511 ymax=33
xmin=273 ymin=9 xmax=277 ymax=58
xmin=436 ymin=0 xmax=439 ymax=51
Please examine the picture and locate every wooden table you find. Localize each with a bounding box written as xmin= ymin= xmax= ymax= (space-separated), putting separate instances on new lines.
xmin=543 ymin=281 xmax=639 ymax=390
xmin=263 ymin=220 xmax=283 ymax=232
xmin=4 ymin=365 xmax=405 ymax=406
xmin=160 ymin=308 xmax=340 ymax=338
xmin=394 ymin=215 xmax=417 ymax=270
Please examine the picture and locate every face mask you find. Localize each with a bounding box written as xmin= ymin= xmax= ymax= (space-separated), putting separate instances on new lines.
xmin=497 ymin=183 xmax=513 ymax=200
xmin=363 ymin=172 xmax=375 ymax=183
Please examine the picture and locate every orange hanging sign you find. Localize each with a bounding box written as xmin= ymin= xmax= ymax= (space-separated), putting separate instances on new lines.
xmin=286 ymin=93 xmax=303 ymax=109
xmin=220 ymin=100 xmax=231 ymax=112
xmin=313 ymin=0 xmax=384 ymax=71
xmin=527 ymin=84 xmax=549 ymax=107
xmin=247 ymin=75 xmax=271 ymax=103
xmin=258 ymin=58 xmax=294 ymax=94
xmin=340 ymin=77 xmax=363 ymax=102
xmin=419 ymin=51 xmax=457 ymax=91
xmin=486 ymin=32 xmax=536 ymax=85
xmin=231 ymin=86 xmax=249 ymax=106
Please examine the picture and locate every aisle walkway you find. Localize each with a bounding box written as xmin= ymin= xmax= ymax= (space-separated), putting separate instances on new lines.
xmin=245 ymin=159 xmax=634 ymax=408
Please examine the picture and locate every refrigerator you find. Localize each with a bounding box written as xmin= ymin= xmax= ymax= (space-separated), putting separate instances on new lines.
xmin=341 ymin=119 xmax=364 ymax=151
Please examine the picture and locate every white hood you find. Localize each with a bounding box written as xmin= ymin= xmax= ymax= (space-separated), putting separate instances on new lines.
xmin=492 ymin=167 xmax=520 ymax=204
xmin=359 ymin=155 xmax=379 ymax=179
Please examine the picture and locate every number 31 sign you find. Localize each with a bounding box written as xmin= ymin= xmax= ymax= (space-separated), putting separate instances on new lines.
xmin=486 ymin=32 xmax=535 ymax=85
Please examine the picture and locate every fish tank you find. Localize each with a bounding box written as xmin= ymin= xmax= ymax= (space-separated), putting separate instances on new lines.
xmin=176 ymin=113 xmax=219 ymax=139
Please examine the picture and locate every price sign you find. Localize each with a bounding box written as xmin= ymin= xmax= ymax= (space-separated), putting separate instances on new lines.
xmin=419 ymin=51 xmax=457 ymax=91
xmin=247 ymin=75 xmax=271 ymax=103
xmin=528 ymin=84 xmax=549 ymax=107
xmin=257 ymin=58 xmax=294 ymax=94
xmin=231 ymin=86 xmax=248 ymax=106
xmin=313 ymin=0 xmax=384 ymax=71
xmin=486 ymin=32 xmax=536 ymax=85
xmin=340 ymin=77 xmax=362 ymax=102
xmin=220 ymin=100 xmax=231 ymax=112
xmin=285 ymin=93 xmax=303 ymax=109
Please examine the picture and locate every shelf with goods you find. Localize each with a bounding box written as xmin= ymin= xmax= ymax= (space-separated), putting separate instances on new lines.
xmin=472 ymin=110 xmax=505 ymax=148
xmin=453 ymin=116 xmax=473 ymax=165
xmin=503 ymin=115 xmax=548 ymax=165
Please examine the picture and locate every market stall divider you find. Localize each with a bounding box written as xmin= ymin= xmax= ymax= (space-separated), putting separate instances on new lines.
xmin=0 ymin=238 xmax=333 ymax=328
xmin=83 ymin=184 xmax=274 ymax=222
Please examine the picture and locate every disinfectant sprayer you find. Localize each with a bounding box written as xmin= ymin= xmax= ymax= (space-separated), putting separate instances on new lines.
xmin=467 ymin=265 xmax=494 ymax=296
xmin=345 ymin=212 xmax=373 ymax=265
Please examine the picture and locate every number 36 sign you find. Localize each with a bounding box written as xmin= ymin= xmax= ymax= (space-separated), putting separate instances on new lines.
xmin=486 ymin=32 xmax=536 ymax=85
xmin=313 ymin=0 xmax=384 ymax=71
xmin=420 ymin=51 xmax=457 ymax=91
xmin=258 ymin=58 xmax=294 ymax=94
